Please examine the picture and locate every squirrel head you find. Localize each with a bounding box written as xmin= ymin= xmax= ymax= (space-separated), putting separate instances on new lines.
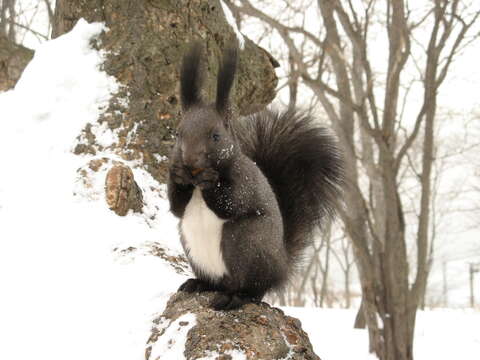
xmin=175 ymin=43 xmax=238 ymax=173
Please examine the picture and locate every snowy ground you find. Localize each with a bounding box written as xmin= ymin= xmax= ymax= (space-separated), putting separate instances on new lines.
xmin=284 ymin=307 xmax=480 ymax=360
xmin=0 ymin=18 xmax=479 ymax=360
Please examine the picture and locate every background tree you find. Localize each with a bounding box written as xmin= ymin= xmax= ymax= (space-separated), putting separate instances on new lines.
xmin=0 ymin=0 xmax=29 ymax=90
xmin=0 ymin=0 xmax=54 ymax=90
xmin=331 ymin=231 xmax=356 ymax=308
xmin=225 ymin=0 xmax=480 ymax=359
xmin=1 ymin=0 xmax=16 ymax=41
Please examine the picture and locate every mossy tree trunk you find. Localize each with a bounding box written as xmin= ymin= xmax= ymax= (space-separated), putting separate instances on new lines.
xmin=52 ymin=0 xmax=278 ymax=182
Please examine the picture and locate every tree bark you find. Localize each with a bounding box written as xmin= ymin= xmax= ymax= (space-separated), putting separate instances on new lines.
xmin=0 ymin=35 xmax=33 ymax=91
xmin=52 ymin=0 xmax=278 ymax=182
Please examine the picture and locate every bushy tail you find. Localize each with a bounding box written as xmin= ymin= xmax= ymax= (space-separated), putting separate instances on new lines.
xmin=234 ymin=109 xmax=344 ymax=264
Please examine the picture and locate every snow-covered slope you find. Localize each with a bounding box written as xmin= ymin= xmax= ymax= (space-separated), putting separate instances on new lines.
xmin=0 ymin=19 xmax=186 ymax=360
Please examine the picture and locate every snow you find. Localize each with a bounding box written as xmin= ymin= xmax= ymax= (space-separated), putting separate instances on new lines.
xmin=149 ymin=313 xmax=197 ymax=360
xmin=220 ymin=0 xmax=245 ymax=50
xmin=198 ymin=348 xmax=247 ymax=360
xmin=1 ymin=17 xmax=479 ymax=360
xmin=283 ymin=307 xmax=480 ymax=360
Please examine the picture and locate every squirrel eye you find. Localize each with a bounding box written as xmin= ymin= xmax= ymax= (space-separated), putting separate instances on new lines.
xmin=212 ymin=133 xmax=220 ymax=142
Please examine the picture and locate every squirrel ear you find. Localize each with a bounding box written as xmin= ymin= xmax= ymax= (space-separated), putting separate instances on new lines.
xmin=180 ymin=42 xmax=203 ymax=110
xmin=216 ymin=46 xmax=238 ymax=117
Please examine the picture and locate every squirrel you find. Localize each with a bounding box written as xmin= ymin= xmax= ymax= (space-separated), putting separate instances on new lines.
xmin=167 ymin=43 xmax=344 ymax=310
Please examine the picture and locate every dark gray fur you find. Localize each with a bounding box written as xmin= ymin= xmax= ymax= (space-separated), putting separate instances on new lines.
xmin=167 ymin=44 xmax=344 ymax=310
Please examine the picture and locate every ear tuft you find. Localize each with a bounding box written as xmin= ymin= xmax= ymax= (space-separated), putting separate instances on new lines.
xmin=180 ymin=42 xmax=203 ymax=110
xmin=216 ymin=47 xmax=238 ymax=115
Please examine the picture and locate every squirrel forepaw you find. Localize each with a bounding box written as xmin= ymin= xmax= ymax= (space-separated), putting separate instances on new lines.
xmin=194 ymin=168 xmax=219 ymax=190
xmin=170 ymin=165 xmax=193 ymax=186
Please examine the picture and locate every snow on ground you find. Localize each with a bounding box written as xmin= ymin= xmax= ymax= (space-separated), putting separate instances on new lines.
xmin=149 ymin=313 xmax=197 ymax=360
xmin=283 ymin=307 xmax=480 ymax=360
xmin=1 ymin=17 xmax=479 ymax=360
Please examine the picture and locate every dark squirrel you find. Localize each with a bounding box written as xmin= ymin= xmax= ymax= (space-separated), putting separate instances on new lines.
xmin=167 ymin=43 xmax=344 ymax=310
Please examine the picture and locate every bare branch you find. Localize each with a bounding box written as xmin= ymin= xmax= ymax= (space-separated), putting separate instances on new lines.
xmin=436 ymin=12 xmax=480 ymax=87
xmin=395 ymin=103 xmax=427 ymax=173
xmin=13 ymin=20 xmax=49 ymax=41
xmin=225 ymin=0 xmax=324 ymax=48
xmin=43 ymin=0 xmax=54 ymax=26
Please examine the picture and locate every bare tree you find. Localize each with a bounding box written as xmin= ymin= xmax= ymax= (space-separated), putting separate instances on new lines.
xmin=0 ymin=0 xmax=16 ymax=41
xmin=0 ymin=0 xmax=55 ymax=90
xmin=0 ymin=0 xmax=36 ymax=91
xmin=226 ymin=0 xmax=480 ymax=359
xmin=267 ymin=224 xmax=336 ymax=307
xmin=331 ymin=232 xmax=355 ymax=308
xmin=1 ymin=0 xmax=53 ymax=43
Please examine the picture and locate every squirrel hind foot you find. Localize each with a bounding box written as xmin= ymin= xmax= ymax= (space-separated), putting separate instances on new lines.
xmin=210 ymin=292 xmax=262 ymax=311
xmin=178 ymin=278 xmax=214 ymax=293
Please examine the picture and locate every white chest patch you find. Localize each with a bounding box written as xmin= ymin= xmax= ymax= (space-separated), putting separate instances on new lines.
xmin=181 ymin=188 xmax=228 ymax=280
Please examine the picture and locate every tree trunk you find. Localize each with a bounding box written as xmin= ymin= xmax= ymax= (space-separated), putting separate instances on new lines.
xmin=319 ymin=234 xmax=331 ymax=307
xmin=52 ymin=0 xmax=278 ymax=182
xmin=147 ymin=291 xmax=321 ymax=359
xmin=354 ymin=300 xmax=366 ymax=329
xmin=0 ymin=0 xmax=17 ymax=42
xmin=344 ymin=264 xmax=351 ymax=308
xmin=0 ymin=35 xmax=33 ymax=91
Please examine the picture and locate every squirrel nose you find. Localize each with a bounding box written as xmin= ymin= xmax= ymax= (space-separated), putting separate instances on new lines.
xmin=183 ymin=153 xmax=206 ymax=171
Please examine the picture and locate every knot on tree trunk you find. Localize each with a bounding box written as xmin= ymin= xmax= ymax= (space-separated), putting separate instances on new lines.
xmin=146 ymin=291 xmax=320 ymax=360
xmin=105 ymin=164 xmax=143 ymax=216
